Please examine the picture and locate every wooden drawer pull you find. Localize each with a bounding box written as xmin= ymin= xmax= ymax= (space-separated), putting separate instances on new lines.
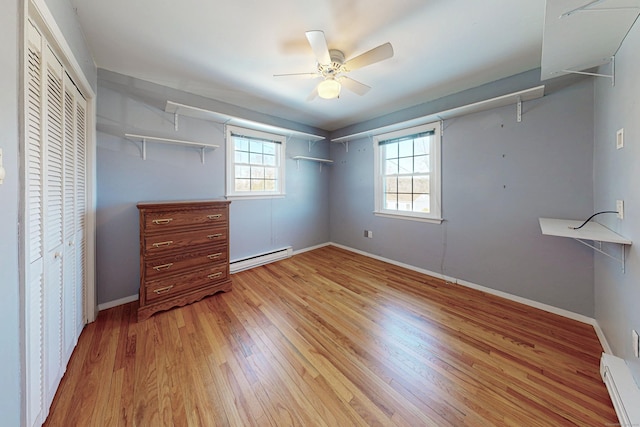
xmin=152 ymin=218 xmax=173 ymax=225
xmin=207 ymin=233 xmax=223 ymax=239
xmin=153 ymin=285 xmax=174 ymax=294
xmin=153 ymin=263 xmax=174 ymax=271
xmin=208 ymin=272 xmax=223 ymax=279
xmin=207 ymin=214 xmax=222 ymax=220
xmin=152 ymin=240 xmax=174 ymax=248
xmin=207 ymin=253 xmax=223 ymax=260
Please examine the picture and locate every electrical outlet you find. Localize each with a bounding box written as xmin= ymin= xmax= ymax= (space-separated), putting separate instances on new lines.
xmin=633 ymin=330 xmax=639 ymax=358
xmin=616 ymin=128 xmax=624 ymax=149
xmin=364 ymin=230 xmax=373 ymax=238
xmin=616 ymin=200 xmax=624 ymax=219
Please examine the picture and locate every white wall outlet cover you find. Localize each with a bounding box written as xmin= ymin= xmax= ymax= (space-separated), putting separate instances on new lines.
xmin=616 ymin=128 xmax=624 ymax=149
xmin=616 ymin=200 xmax=624 ymax=219
xmin=0 ymin=148 xmax=5 ymax=184
xmin=633 ymin=330 xmax=639 ymax=358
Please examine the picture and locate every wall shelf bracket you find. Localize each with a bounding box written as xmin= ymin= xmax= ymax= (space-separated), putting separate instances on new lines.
xmin=174 ymin=112 xmax=179 ymax=131
xmin=292 ymin=155 xmax=333 ymax=172
xmin=516 ymin=96 xmax=522 ymax=122
xmin=125 ymin=133 xmax=219 ymax=164
xmin=573 ymin=237 xmax=627 ymax=272
xmin=561 ymin=56 xmax=615 ymax=86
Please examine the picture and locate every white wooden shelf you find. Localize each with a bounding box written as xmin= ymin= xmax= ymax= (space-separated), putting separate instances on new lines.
xmin=165 ymin=101 xmax=326 ymax=141
xmin=124 ymin=133 xmax=219 ymax=164
xmin=331 ymin=85 xmax=545 ymax=146
xmin=539 ymin=217 xmax=632 ymax=271
xmin=292 ymin=155 xmax=333 ymax=171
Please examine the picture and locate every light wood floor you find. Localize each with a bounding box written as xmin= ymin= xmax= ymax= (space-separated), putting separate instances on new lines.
xmin=44 ymin=245 xmax=616 ymax=426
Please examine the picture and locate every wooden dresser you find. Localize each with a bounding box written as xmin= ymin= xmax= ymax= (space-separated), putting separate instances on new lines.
xmin=136 ymin=200 xmax=232 ymax=321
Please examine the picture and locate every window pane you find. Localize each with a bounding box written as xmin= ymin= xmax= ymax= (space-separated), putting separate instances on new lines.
xmin=263 ymin=143 xmax=276 ymax=155
xmin=384 ymin=193 xmax=397 ymax=210
xmin=384 ymin=142 xmax=398 ymax=159
xmin=250 ymin=140 xmax=263 ymax=153
xmin=414 ymin=194 xmax=430 ymax=213
xmin=263 ymin=154 xmax=276 ymax=166
xmin=384 ymin=159 xmax=398 ymax=175
xmin=235 ymin=138 xmax=249 ymax=151
xmin=264 ymin=180 xmax=276 ymax=191
xmin=397 ymin=194 xmax=413 ymax=211
xmin=235 ymin=165 xmax=250 ymax=178
xmin=413 ymin=176 xmax=430 ymax=194
xmin=398 ymin=177 xmax=412 ymax=193
xmin=251 ymin=167 xmax=265 ymax=179
xmin=414 ymin=137 xmax=430 ymax=155
xmin=264 ymin=167 xmax=277 ymax=179
xmin=251 ymin=180 xmax=265 ymax=191
xmin=235 ymin=151 xmax=249 ymax=164
xmin=250 ymin=153 xmax=263 ymax=165
xmin=235 ymin=179 xmax=250 ymax=192
xmin=414 ymin=155 xmax=429 ymax=173
xmin=399 ymin=157 xmax=413 ymax=174
xmin=398 ymin=139 xmax=413 ymax=157
xmin=384 ymin=176 xmax=397 ymax=193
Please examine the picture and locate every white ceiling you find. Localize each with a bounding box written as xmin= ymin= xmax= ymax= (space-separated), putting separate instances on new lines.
xmin=71 ymin=0 xmax=547 ymax=131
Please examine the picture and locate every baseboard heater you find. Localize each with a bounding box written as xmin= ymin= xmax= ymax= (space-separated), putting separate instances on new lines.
xmin=230 ymin=246 xmax=293 ymax=273
xmin=600 ymin=353 xmax=640 ymax=426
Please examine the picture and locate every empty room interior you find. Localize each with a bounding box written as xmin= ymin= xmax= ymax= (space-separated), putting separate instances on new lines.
xmin=3 ymin=0 xmax=640 ymax=425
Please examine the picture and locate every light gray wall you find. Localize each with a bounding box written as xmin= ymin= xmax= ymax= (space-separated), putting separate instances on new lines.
xmin=96 ymin=71 xmax=330 ymax=304
xmin=330 ymin=79 xmax=596 ymax=316
xmin=594 ymin=20 xmax=640 ymax=383
xmin=1 ymin=1 xmax=22 ymax=425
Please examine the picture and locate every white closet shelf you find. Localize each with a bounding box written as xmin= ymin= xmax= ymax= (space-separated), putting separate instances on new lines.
xmin=539 ymin=217 xmax=631 ymax=271
xmin=165 ymin=101 xmax=326 ymax=141
xmin=292 ymin=156 xmax=333 ymax=172
xmin=331 ymin=85 xmax=544 ymax=144
xmin=124 ymin=133 xmax=219 ymax=164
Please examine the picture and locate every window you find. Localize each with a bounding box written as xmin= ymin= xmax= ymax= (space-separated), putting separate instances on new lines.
xmin=226 ymin=125 xmax=286 ymax=198
xmin=373 ymin=121 xmax=442 ymax=222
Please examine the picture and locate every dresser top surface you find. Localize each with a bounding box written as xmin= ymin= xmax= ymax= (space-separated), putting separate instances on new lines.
xmin=137 ymin=199 xmax=230 ymax=209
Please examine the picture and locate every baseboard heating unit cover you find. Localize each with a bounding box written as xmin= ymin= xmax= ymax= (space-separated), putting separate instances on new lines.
xmin=230 ymin=247 xmax=293 ymax=273
xmin=600 ymin=353 xmax=640 ymax=426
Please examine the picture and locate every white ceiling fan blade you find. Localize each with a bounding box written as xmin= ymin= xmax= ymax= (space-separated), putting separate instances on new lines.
xmin=305 ymin=30 xmax=331 ymax=65
xmin=273 ymin=72 xmax=320 ymax=79
xmin=344 ymin=42 xmax=394 ymax=71
xmin=340 ymin=76 xmax=371 ymax=96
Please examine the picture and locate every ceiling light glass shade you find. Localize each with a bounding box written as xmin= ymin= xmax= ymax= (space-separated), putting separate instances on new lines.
xmin=318 ymin=78 xmax=341 ymax=99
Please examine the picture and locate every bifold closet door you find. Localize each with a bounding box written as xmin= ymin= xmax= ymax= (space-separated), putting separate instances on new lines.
xmin=25 ymin=19 xmax=88 ymax=427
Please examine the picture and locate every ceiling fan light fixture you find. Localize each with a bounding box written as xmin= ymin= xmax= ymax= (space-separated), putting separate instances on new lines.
xmin=317 ymin=78 xmax=341 ymax=99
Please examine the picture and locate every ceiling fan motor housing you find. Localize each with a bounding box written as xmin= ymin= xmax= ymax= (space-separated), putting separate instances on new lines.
xmin=318 ymin=49 xmax=346 ymax=77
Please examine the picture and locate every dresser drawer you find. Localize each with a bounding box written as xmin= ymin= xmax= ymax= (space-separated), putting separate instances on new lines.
xmin=144 ymin=245 xmax=227 ymax=279
xmin=142 ymin=207 xmax=228 ymax=232
xmin=143 ymin=226 xmax=227 ymax=255
xmin=144 ymin=264 xmax=228 ymax=303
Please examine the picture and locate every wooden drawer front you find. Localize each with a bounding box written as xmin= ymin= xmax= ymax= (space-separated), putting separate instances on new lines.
xmin=144 ymin=227 xmax=227 ymax=255
xmin=144 ymin=246 xmax=227 ymax=279
xmin=143 ymin=207 xmax=227 ymax=232
xmin=145 ymin=265 xmax=228 ymax=303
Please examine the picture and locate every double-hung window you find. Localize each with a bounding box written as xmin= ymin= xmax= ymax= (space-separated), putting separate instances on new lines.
xmin=373 ymin=121 xmax=442 ymax=222
xmin=226 ymin=125 xmax=286 ymax=198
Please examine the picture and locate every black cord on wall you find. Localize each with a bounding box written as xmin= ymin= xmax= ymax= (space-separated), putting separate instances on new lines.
xmin=569 ymin=211 xmax=618 ymax=230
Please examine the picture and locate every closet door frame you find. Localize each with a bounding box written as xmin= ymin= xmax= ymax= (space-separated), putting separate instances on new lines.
xmin=20 ymin=0 xmax=97 ymax=425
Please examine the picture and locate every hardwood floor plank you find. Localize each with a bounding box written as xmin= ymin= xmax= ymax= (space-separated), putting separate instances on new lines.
xmin=44 ymin=245 xmax=617 ymax=426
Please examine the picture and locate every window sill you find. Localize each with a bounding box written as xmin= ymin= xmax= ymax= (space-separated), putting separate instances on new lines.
xmin=226 ymin=194 xmax=286 ymax=201
xmin=374 ymin=211 xmax=444 ymax=224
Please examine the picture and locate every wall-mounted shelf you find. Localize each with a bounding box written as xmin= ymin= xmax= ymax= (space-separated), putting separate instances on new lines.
xmin=539 ymin=217 xmax=632 ymax=272
xmin=541 ymin=0 xmax=640 ymax=83
xmin=331 ymin=85 xmax=545 ymax=145
xmin=165 ymin=101 xmax=326 ymax=142
xmin=291 ymin=155 xmax=333 ymax=171
xmin=124 ymin=133 xmax=219 ymax=164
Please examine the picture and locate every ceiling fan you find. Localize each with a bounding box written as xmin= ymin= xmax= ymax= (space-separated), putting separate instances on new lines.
xmin=275 ymin=30 xmax=394 ymax=100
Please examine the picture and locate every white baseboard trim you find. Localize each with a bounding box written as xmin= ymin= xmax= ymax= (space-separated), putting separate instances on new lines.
xmin=592 ymin=321 xmax=613 ymax=354
xmin=329 ymin=242 xmax=596 ymax=326
xmin=98 ymin=294 xmax=138 ymax=311
xmin=293 ymin=242 xmax=331 ymax=255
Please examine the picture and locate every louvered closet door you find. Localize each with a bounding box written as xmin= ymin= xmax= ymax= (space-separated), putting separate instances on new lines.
xmin=25 ymin=19 xmax=89 ymax=427
xmin=25 ymin=21 xmax=45 ymax=427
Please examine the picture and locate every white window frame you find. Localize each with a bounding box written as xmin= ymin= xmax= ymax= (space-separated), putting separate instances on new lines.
xmin=373 ymin=121 xmax=442 ymax=223
xmin=225 ymin=124 xmax=286 ymax=199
